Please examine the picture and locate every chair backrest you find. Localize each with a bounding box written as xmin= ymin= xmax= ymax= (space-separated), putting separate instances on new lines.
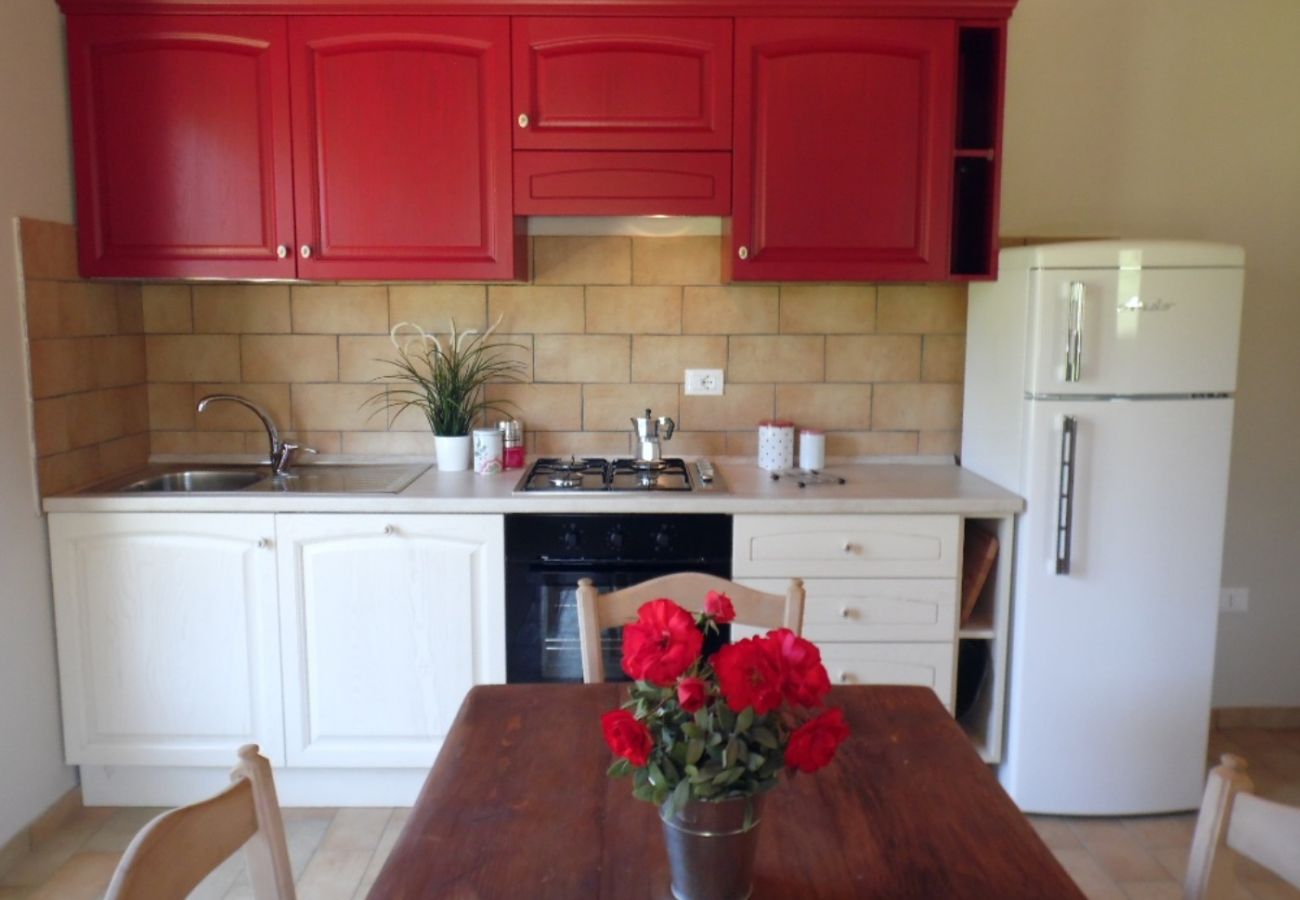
xmin=576 ymin=571 xmax=805 ymax=683
xmin=105 ymin=744 xmax=295 ymax=900
xmin=1184 ymin=753 xmax=1300 ymax=899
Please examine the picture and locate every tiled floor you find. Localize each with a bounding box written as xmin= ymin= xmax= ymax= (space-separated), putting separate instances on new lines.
xmin=2 ymin=728 xmax=1297 ymax=900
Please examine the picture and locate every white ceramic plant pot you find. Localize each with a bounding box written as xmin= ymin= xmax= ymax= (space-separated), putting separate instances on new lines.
xmin=434 ymin=435 xmax=472 ymax=471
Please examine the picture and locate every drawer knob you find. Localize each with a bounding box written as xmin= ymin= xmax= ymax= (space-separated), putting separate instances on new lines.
xmin=837 ymin=671 xmax=855 ymax=684
xmin=838 ymin=605 xmax=852 ymax=619
xmin=384 ymin=524 xmax=398 ymax=536
xmin=841 ymin=541 xmax=859 ymax=554
xmin=256 ymin=538 xmax=271 ymax=550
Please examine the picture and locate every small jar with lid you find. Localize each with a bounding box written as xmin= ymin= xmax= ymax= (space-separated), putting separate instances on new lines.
xmin=757 ymin=420 xmax=795 ymax=471
xmin=498 ymin=419 xmax=525 ymax=470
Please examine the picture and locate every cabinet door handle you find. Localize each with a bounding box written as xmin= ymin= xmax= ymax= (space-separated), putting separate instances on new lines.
xmin=275 ymin=245 xmax=289 ymax=259
xmin=1055 ymin=415 xmax=1078 ymax=575
xmin=517 ymin=113 xmax=529 ymax=128
xmin=737 ymin=245 xmax=749 ymax=261
xmin=257 ymin=538 xmax=271 ymax=550
xmin=300 ymin=244 xmax=313 ymax=259
xmin=1065 ymin=281 xmax=1085 ymax=382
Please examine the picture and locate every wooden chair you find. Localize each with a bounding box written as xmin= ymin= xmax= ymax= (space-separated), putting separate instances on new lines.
xmin=576 ymin=572 xmax=805 ymax=683
xmin=105 ymin=744 xmax=295 ymax=900
xmin=1184 ymin=753 xmax=1300 ymax=899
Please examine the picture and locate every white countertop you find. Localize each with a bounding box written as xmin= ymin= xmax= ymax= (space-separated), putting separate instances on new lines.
xmin=43 ymin=458 xmax=1024 ymax=516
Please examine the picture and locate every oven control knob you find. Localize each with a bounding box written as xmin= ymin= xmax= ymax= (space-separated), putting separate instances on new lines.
xmin=607 ymin=528 xmax=624 ymax=551
xmin=562 ymin=527 xmax=581 ymax=551
xmin=654 ymin=528 xmax=672 ymax=551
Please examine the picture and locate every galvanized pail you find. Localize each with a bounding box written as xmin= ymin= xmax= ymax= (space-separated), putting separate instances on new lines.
xmin=659 ymin=794 xmax=766 ymax=900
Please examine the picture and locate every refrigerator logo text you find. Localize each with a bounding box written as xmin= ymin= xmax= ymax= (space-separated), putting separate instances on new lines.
xmin=1119 ymin=296 xmax=1175 ymax=312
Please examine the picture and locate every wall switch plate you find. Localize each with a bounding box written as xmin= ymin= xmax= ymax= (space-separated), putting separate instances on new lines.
xmin=685 ymin=369 xmax=724 ymax=396
xmin=1219 ymin=587 xmax=1249 ymax=613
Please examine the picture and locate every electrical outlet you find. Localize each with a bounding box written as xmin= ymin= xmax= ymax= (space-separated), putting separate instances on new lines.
xmin=1219 ymin=587 xmax=1249 ymax=613
xmin=684 ymin=369 xmax=724 ymax=396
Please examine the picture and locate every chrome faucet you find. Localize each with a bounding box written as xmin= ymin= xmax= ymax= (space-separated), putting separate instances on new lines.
xmin=195 ymin=394 xmax=315 ymax=476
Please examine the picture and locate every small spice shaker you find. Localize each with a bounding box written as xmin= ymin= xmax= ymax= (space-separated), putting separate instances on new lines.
xmin=498 ymin=419 xmax=525 ymax=470
xmin=757 ymin=419 xmax=795 ymax=471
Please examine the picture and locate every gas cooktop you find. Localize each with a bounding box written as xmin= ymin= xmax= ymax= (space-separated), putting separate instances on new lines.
xmin=514 ymin=457 xmax=723 ymax=493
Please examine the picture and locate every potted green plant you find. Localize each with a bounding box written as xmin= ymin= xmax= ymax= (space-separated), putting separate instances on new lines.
xmin=368 ymin=318 xmax=523 ymax=471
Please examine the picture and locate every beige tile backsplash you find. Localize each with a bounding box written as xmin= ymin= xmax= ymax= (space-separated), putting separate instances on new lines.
xmin=19 ymin=220 xmax=969 ymax=490
xmin=20 ymin=220 xmax=149 ymax=495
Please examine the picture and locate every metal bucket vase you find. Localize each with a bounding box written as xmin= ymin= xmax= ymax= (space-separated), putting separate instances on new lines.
xmin=659 ymin=794 xmax=766 ymax=900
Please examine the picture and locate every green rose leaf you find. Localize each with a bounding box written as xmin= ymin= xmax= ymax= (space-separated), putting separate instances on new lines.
xmin=736 ymin=707 xmax=755 ymax=733
xmin=686 ymin=738 xmax=705 ymax=766
xmin=751 ymin=726 xmax=779 ymax=750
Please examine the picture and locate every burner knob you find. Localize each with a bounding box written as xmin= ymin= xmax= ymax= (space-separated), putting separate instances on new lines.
xmin=562 ymin=527 xmax=581 ymax=551
xmin=607 ymin=528 xmax=624 ymax=551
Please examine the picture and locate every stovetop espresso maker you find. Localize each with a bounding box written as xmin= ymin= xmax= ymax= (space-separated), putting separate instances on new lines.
xmin=631 ymin=408 xmax=675 ymax=463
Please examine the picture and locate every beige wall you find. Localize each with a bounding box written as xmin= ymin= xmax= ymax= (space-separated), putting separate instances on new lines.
xmin=0 ymin=0 xmax=77 ymax=848
xmin=1000 ymin=0 xmax=1300 ymax=707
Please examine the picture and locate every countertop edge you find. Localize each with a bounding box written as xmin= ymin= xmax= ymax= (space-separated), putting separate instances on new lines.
xmin=42 ymin=462 xmax=1025 ymax=516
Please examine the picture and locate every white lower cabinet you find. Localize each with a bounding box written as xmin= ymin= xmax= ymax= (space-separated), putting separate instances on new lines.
xmin=47 ymin=511 xmax=505 ymax=784
xmin=49 ymin=513 xmax=283 ymax=767
xmin=275 ymin=514 xmax=505 ymax=768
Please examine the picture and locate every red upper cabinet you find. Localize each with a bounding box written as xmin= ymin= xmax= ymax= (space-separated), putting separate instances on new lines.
xmin=291 ymin=17 xmax=521 ymax=280
xmin=729 ymin=18 xmax=957 ymax=282
xmin=512 ymin=18 xmax=732 ymax=151
xmin=67 ymin=15 xmax=295 ymax=279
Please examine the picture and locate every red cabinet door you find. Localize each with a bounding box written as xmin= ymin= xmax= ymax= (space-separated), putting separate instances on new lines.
xmin=512 ymin=18 xmax=732 ymax=151
xmin=67 ymin=16 xmax=295 ymax=279
xmin=290 ymin=17 xmax=522 ymax=281
xmin=730 ymin=19 xmax=957 ymax=282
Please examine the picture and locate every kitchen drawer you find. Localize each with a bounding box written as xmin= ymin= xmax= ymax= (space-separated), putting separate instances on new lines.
xmin=822 ymin=643 xmax=955 ymax=712
xmin=740 ymin=578 xmax=957 ymax=643
xmin=733 ymin=515 xmax=959 ymax=578
xmin=514 ymin=151 xmax=731 ymax=215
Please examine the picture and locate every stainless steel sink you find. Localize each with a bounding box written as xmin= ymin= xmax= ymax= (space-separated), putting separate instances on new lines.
xmin=121 ymin=469 xmax=266 ymax=493
xmin=109 ymin=463 xmax=429 ymax=494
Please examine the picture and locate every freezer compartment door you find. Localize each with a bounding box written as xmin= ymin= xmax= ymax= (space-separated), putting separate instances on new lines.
xmin=1001 ymin=397 xmax=1233 ymax=814
xmin=1025 ymin=266 xmax=1243 ymax=396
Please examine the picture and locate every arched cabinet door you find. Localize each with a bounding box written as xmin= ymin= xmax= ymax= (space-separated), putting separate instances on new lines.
xmin=275 ymin=514 xmax=505 ymax=768
xmin=66 ymin=16 xmax=295 ymax=279
xmin=289 ymin=18 xmax=522 ymax=281
xmin=49 ymin=513 xmax=284 ymax=766
xmin=730 ymin=18 xmax=957 ymax=282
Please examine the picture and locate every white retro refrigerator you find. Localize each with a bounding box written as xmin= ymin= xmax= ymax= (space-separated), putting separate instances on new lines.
xmin=962 ymin=241 xmax=1244 ymax=815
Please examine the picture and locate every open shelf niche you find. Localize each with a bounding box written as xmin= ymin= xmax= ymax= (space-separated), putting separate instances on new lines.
xmin=956 ymin=514 xmax=1014 ymax=763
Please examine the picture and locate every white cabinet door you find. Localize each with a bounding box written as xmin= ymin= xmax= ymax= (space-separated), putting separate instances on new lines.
xmin=276 ymin=514 xmax=505 ymax=768
xmin=49 ymin=513 xmax=282 ymax=766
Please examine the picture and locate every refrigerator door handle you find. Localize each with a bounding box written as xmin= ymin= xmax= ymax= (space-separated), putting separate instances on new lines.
xmin=1055 ymin=415 xmax=1078 ymax=575
xmin=1065 ymin=281 xmax=1085 ymax=382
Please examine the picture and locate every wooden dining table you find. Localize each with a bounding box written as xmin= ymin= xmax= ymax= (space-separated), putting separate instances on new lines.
xmin=367 ymin=683 xmax=1084 ymax=899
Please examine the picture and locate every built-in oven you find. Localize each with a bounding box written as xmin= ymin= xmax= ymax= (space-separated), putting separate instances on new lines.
xmin=504 ymin=514 xmax=732 ymax=683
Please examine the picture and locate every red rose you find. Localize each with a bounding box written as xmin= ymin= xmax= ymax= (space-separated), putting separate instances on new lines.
xmin=766 ymin=628 xmax=831 ymax=708
xmin=621 ymin=599 xmax=704 ymax=686
xmin=713 ymin=637 xmax=784 ymax=714
xmin=785 ymin=708 xmax=849 ymax=773
xmin=705 ymin=590 xmax=736 ymax=624
xmin=676 ymin=676 xmax=708 ymax=713
xmin=601 ymin=709 xmax=653 ymax=767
